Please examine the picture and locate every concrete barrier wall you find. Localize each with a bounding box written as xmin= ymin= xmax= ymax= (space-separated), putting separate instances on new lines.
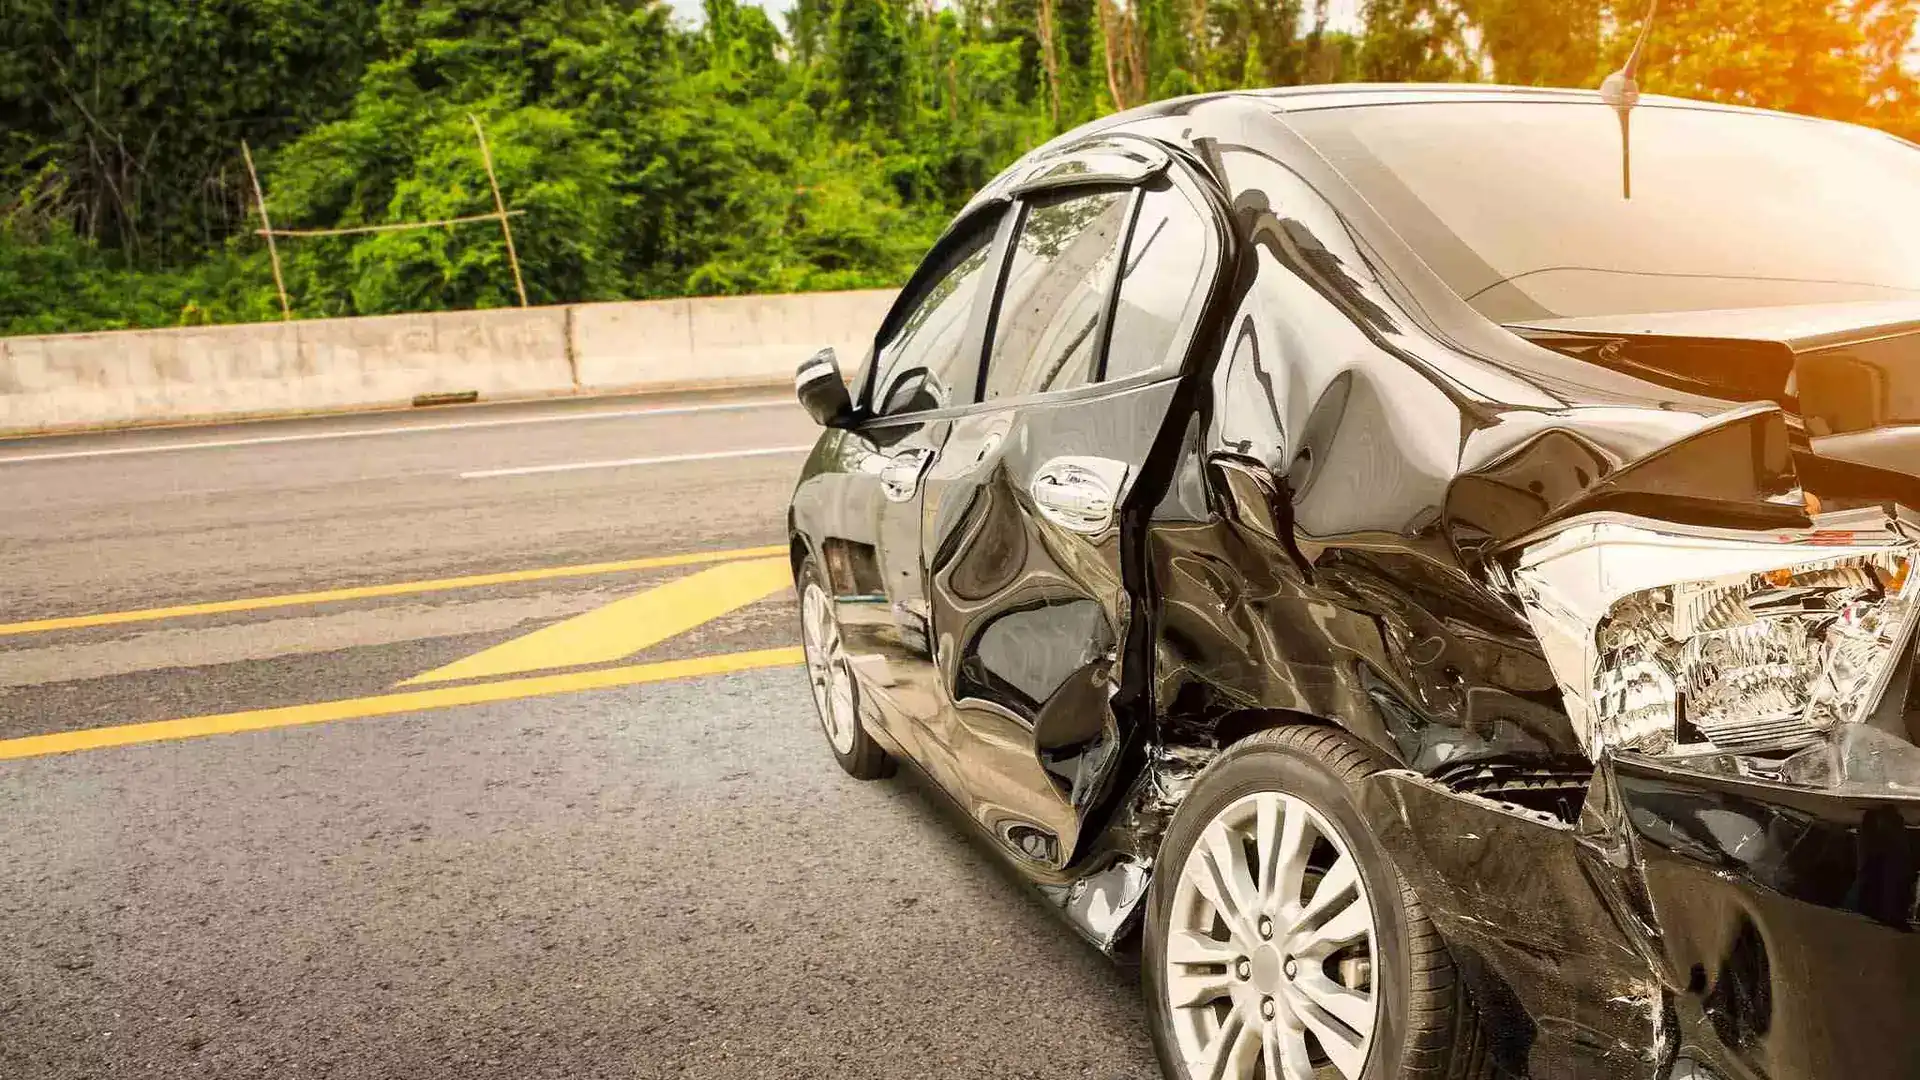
xmin=0 ymin=288 xmax=900 ymax=436
xmin=572 ymin=289 xmax=896 ymax=392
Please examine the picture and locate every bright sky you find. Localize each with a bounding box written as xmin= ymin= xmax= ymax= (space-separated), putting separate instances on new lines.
xmin=668 ymin=0 xmax=1366 ymax=35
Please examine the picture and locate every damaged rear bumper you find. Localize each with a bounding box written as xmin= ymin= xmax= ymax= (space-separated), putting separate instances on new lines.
xmin=1360 ymin=753 xmax=1920 ymax=1080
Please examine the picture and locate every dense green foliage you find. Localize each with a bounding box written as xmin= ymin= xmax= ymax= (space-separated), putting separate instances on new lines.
xmin=2 ymin=0 xmax=1916 ymax=334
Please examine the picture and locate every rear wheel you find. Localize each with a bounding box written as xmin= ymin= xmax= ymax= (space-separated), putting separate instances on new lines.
xmin=1143 ymin=725 xmax=1493 ymax=1080
xmin=797 ymin=556 xmax=892 ymax=780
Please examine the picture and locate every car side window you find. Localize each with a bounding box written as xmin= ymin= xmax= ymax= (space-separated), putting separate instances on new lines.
xmin=870 ymin=217 xmax=1001 ymax=416
xmin=981 ymin=188 xmax=1133 ymax=402
xmin=1104 ymin=182 xmax=1215 ymax=382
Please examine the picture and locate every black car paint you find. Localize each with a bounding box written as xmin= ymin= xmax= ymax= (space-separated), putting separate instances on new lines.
xmin=788 ymin=85 xmax=1920 ymax=1080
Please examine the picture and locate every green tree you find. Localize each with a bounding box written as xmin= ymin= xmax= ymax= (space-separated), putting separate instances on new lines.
xmin=831 ymin=0 xmax=915 ymax=135
xmin=1461 ymin=0 xmax=1601 ymax=85
xmin=1630 ymin=0 xmax=1919 ymax=128
xmin=5 ymin=0 xmax=1919 ymax=336
xmin=260 ymin=0 xmax=630 ymax=312
xmin=0 ymin=0 xmax=374 ymax=263
xmin=1357 ymin=0 xmax=1476 ymax=80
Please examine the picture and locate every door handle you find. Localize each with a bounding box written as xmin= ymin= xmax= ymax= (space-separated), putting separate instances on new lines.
xmin=880 ymin=448 xmax=935 ymax=503
xmin=1031 ymin=456 xmax=1130 ymax=534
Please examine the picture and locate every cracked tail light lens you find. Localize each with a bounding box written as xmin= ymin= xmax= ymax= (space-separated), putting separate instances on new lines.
xmin=1509 ymin=513 xmax=1920 ymax=758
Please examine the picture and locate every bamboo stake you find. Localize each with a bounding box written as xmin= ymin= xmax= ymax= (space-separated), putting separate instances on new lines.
xmin=256 ymin=210 xmax=525 ymax=239
xmin=469 ymin=114 xmax=529 ymax=308
xmin=241 ymin=140 xmax=291 ymax=321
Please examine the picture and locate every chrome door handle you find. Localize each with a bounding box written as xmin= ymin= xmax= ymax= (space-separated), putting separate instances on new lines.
xmin=1031 ymin=456 xmax=1130 ymax=534
xmin=880 ymin=448 xmax=935 ymax=503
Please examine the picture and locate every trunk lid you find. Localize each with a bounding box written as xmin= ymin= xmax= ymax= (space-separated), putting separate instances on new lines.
xmin=1510 ymin=301 xmax=1920 ymax=483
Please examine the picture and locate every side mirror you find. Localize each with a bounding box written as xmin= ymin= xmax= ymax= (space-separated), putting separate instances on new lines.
xmin=796 ymin=347 xmax=854 ymax=428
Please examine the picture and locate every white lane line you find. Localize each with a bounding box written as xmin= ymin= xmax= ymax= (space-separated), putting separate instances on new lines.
xmin=460 ymin=444 xmax=813 ymax=479
xmin=0 ymin=399 xmax=793 ymax=466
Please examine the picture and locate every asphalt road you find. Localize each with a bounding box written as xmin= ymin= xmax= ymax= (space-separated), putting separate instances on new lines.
xmin=0 ymin=392 xmax=1158 ymax=1079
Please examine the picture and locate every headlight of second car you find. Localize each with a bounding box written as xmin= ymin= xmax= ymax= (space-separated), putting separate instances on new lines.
xmin=1508 ymin=509 xmax=1920 ymax=759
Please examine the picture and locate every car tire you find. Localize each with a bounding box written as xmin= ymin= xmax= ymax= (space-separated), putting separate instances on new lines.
xmin=1142 ymin=724 xmax=1494 ymax=1080
xmin=796 ymin=556 xmax=893 ymax=780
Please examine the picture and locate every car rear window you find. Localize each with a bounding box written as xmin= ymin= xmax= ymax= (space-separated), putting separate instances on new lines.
xmin=1286 ymin=101 xmax=1920 ymax=322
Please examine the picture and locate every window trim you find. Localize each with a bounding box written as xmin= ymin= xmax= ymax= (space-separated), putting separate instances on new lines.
xmin=1006 ymin=137 xmax=1171 ymax=197
xmin=1090 ymin=185 xmax=1147 ymax=383
xmin=856 ymin=367 xmax=1184 ymax=431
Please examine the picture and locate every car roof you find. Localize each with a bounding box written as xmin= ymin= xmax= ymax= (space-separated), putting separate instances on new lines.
xmin=971 ymin=83 xmax=1826 ymax=199
xmin=1251 ymin=82 xmax=1717 ymax=112
xmin=952 ymin=82 xmax=1843 ymax=249
xmin=1243 ymin=82 xmax=1842 ymax=126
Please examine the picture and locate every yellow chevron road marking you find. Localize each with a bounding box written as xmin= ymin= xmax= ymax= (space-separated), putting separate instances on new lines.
xmin=0 ymin=545 xmax=788 ymax=638
xmin=399 ymin=556 xmax=795 ymax=686
xmin=0 ymin=648 xmax=805 ymax=762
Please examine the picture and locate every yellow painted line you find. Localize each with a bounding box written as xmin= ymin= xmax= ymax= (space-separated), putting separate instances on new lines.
xmin=0 ymin=544 xmax=789 ymax=638
xmin=0 ymin=647 xmax=805 ymax=761
xmin=402 ymin=557 xmax=795 ymax=685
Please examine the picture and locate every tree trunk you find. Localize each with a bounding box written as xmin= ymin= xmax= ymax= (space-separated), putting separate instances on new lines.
xmin=1189 ymin=0 xmax=1209 ymax=88
xmin=1097 ymin=0 xmax=1130 ymax=111
xmin=1039 ymin=0 xmax=1063 ymax=126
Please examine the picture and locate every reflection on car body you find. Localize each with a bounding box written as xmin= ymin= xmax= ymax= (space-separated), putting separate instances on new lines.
xmin=787 ymin=83 xmax=1920 ymax=1080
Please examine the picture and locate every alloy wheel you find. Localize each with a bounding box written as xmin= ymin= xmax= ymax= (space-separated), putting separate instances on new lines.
xmin=1164 ymin=790 xmax=1380 ymax=1080
xmin=800 ymin=580 xmax=858 ymax=755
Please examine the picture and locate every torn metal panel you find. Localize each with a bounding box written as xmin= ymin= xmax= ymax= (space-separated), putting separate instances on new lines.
xmin=1605 ymin=753 xmax=1920 ymax=1080
xmin=1359 ymin=751 xmax=1920 ymax=1080
xmin=1359 ymin=769 xmax=1668 ymax=1080
xmin=1037 ymin=859 xmax=1153 ymax=955
xmin=1355 ymin=743 xmax=1920 ymax=1078
xmin=1044 ymin=744 xmax=1213 ymax=953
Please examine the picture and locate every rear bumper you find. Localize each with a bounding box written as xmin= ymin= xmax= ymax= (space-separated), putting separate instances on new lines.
xmin=1612 ymin=754 xmax=1920 ymax=1080
xmin=1361 ymin=754 xmax=1920 ymax=1080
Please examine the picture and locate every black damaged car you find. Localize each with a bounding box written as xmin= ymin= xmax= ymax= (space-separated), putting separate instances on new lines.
xmin=785 ymin=82 xmax=1920 ymax=1080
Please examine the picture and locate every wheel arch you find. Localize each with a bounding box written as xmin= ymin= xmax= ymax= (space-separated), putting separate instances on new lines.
xmin=1200 ymin=706 xmax=1342 ymax=754
xmin=1085 ymin=708 xmax=1371 ymax=890
xmin=1152 ymin=695 xmax=1407 ymax=775
xmin=789 ymin=528 xmax=812 ymax=579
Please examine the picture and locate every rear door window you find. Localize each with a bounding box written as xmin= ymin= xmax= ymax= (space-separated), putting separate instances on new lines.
xmin=981 ymin=188 xmax=1134 ymax=402
xmin=1104 ymin=183 xmax=1215 ymax=382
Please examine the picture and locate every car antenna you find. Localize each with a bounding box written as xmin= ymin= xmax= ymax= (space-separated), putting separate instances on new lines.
xmin=1599 ymin=0 xmax=1658 ymax=199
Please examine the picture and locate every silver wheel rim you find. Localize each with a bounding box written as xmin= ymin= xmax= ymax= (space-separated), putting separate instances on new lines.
xmin=800 ymin=580 xmax=858 ymax=756
xmin=1165 ymin=790 xmax=1379 ymax=1080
